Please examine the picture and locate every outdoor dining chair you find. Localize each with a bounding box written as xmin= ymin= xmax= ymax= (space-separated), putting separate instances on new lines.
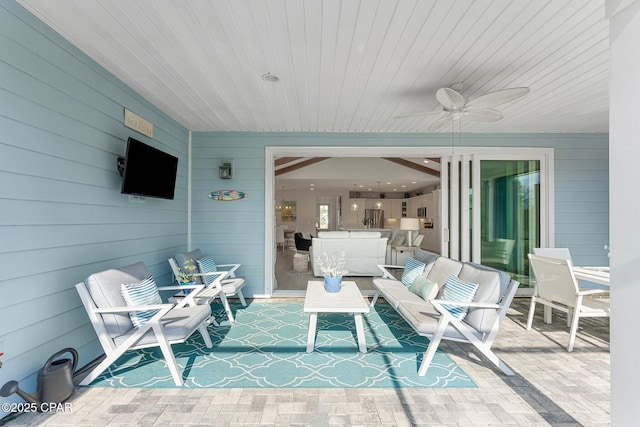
xmin=527 ymin=254 xmax=610 ymax=351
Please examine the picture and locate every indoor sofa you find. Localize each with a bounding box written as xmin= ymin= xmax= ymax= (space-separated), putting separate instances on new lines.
xmin=310 ymin=231 xmax=388 ymax=276
xmin=371 ymin=249 xmax=519 ymax=376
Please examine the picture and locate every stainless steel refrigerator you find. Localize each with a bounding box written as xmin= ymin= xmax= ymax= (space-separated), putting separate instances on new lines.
xmin=364 ymin=209 xmax=384 ymax=229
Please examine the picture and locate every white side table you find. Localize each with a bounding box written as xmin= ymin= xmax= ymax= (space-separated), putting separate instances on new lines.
xmin=303 ymin=281 xmax=370 ymax=353
xmin=391 ymin=246 xmax=417 ymax=265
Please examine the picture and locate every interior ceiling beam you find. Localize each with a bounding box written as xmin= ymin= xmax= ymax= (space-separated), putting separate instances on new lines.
xmin=382 ymin=158 xmax=440 ymax=177
xmin=275 ymin=157 xmax=302 ymax=167
xmin=275 ymin=157 xmax=331 ymax=176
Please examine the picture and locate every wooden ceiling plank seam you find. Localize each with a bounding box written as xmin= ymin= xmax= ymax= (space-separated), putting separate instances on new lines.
xmin=488 ymin=2 xmax=604 ymax=93
xmin=374 ymin=1 xmax=507 ymax=132
xmin=331 ymin=1 xmax=384 ymax=132
xmin=324 ymin=0 xmax=363 ymax=132
xmin=392 ymin=1 xmax=478 ymax=110
xmin=343 ymin=0 xmax=407 ymax=132
xmin=274 ymin=1 xmax=304 ymax=131
xmin=462 ymin=1 xmax=586 ymax=98
xmin=454 ymin=2 xmax=557 ymax=100
xmin=376 ymin=1 xmax=445 ymax=127
xmin=354 ymin=0 xmax=439 ymax=132
xmin=260 ymin=0 xmax=299 ymax=131
xmin=315 ymin=0 xmax=344 ymax=131
xmin=151 ymin=2 xmax=252 ymax=130
xmin=284 ymin=0 xmax=311 ymax=131
xmin=302 ymin=0 xmax=323 ymax=132
xmin=379 ymin=1 xmax=468 ymax=129
xmin=67 ymin=2 xmax=216 ymax=130
xmin=199 ymin=0 xmax=278 ymax=130
xmin=450 ymin=1 xmax=553 ymax=99
xmin=340 ymin=0 xmax=408 ymax=131
xmin=236 ymin=0 xmax=288 ymax=132
xmin=357 ymin=0 xmax=433 ymax=132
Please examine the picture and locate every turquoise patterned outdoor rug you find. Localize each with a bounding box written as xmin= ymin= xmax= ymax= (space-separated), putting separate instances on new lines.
xmin=90 ymin=300 xmax=475 ymax=388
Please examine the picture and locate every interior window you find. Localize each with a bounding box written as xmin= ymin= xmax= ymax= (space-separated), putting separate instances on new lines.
xmin=318 ymin=204 xmax=330 ymax=230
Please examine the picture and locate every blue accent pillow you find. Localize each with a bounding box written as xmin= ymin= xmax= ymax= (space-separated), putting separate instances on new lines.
xmin=409 ymin=276 xmax=439 ymax=300
xmin=439 ymin=276 xmax=479 ymax=321
xmin=196 ymin=257 xmax=218 ymax=285
xmin=120 ymin=275 xmax=163 ymax=328
xmin=401 ymin=257 xmax=426 ymax=287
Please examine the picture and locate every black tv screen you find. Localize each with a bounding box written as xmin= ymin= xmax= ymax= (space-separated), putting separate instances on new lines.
xmin=121 ymin=137 xmax=179 ymax=199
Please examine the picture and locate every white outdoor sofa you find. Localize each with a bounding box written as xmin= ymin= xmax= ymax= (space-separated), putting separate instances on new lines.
xmin=371 ymin=249 xmax=519 ymax=376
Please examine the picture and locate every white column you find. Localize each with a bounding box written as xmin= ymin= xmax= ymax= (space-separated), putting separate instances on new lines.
xmin=607 ymin=1 xmax=640 ymax=424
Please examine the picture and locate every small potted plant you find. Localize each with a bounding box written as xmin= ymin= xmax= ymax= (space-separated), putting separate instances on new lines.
xmin=176 ymin=259 xmax=197 ymax=294
xmin=318 ymin=251 xmax=347 ymax=293
xmin=361 ymin=218 xmax=369 ymax=229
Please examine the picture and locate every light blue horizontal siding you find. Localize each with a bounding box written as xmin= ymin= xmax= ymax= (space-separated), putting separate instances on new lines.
xmin=0 ymin=3 xmax=188 ymax=414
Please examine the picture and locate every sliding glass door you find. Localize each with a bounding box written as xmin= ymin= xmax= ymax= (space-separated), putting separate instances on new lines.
xmin=442 ymin=150 xmax=552 ymax=290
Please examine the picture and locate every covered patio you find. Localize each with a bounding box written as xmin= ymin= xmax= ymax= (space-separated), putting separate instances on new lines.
xmin=7 ymin=298 xmax=609 ymax=426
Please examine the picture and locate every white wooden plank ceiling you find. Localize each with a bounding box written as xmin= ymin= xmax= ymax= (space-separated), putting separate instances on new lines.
xmin=18 ymin=0 xmax=609 ymax=134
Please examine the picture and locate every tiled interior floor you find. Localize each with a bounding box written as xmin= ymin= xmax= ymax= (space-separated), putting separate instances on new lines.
xmin=4 ymin=298 xmax=610 ymax=426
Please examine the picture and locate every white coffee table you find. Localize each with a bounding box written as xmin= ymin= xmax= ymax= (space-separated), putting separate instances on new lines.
xmin=303 ymin=280 xmax=370 ymax=353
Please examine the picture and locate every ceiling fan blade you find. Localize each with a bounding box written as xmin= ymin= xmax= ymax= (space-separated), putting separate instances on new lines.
xmin=436 ymin=87 xmax=465 ymax=109
xmin=465 ymin=107 xmax=503 ymax=122
xmin=466 ymin=87 xmax=530 ymax=108
xmin=428 ymin=116 xmax=453 ymax=131
xmin=394 ymin=110 xmax=444 ymax=119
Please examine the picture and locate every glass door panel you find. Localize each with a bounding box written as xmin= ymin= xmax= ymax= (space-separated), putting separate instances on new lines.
xmin=479 ymin=160 xmax=540 ymax=287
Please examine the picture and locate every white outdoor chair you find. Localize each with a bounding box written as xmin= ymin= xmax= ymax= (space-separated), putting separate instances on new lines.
xmin=173 ymin=249 xmax=247 ymax=323
xmin=527 ymin=254 xmax=610 ymax=351
xmin=533 ymin=247 xmax=573 ymax=264
xmin=76 ymin=262 xmax=214 ymax=386
xmin=168 ymin=257 xmax=230 ymax=326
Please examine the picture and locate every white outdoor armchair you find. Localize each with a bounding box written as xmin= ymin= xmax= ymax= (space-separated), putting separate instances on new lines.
xmin=527 ymin=254 xmax=610 ymax=351
xmin=173 ymin=249 xmax=247 ymax=322
xmin=76 ymin=262 xmax=214 ymax=386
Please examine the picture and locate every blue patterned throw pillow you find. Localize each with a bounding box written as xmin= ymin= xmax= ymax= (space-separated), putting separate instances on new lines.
xmin=401 ymin=257 xmax=426 ymax=287
xmin=120 ymin=275 xmax=163 ymax=328
xmin=196 ymin=257 xmax=218 ymax=285
xmin=438 ymin=276 xmax=479 ymax=321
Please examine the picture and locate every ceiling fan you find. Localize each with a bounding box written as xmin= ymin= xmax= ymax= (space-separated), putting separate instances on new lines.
xmin=396 ymin=83 xmax=530 ymax=131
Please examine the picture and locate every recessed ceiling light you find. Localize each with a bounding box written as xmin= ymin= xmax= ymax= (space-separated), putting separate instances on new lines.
xmin=310 ymin=183 xmax=314 ymax=186
xmin=402 ymin=185 xmax=406 ymax=188
xmin=261 ymin=73 xmax=279 ymax=82
xmin=423 ymin=159 xmax=430 ymax=163
xmin=412 ymin=181 xmax=417 ymax=184
xmin=386 ymin=182 xmax=391 ymax=185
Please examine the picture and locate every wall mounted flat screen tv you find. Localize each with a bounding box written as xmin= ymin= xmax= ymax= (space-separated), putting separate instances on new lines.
xmin=121 ymin=137 xmax=179 ymax=200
